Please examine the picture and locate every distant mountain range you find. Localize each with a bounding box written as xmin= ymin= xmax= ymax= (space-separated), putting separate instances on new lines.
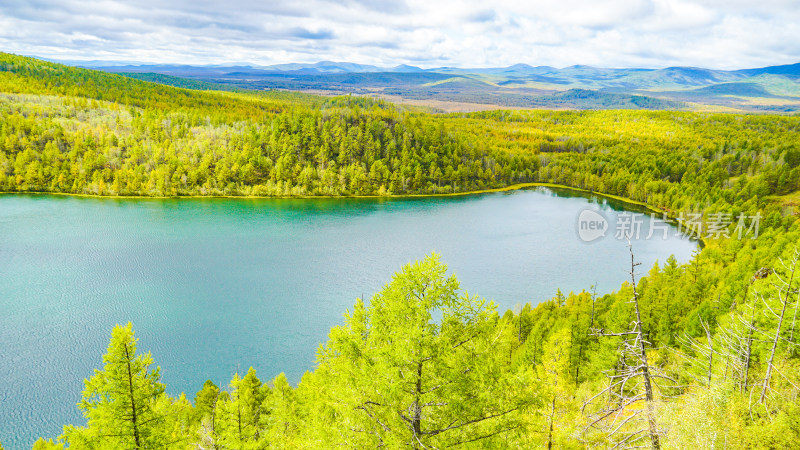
xmin=69 ymin=58 xmax=800 ymax=112
xmin=66 ymin=59 xmax=424 ymax=74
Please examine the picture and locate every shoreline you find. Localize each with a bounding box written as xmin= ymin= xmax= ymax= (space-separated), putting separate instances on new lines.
xmin=0 ymin=183 xmax=702 ymax=244
xmin=0 ymin=182 xmax=651 ymax=206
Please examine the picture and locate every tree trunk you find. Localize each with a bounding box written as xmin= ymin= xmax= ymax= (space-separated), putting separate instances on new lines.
xmin=124 ymin=344 xmax=141 ymax=450
xmin=211 ymin=389 xmax=219 ymax=450
xmin=238 ymin=398 xmax=243 ymax=446
xmin=630 ymin=247 xmax=660 ymax=450
xmin=761 ymin=294 xmax=789 ymax=403
xmin=761 ymin=257 xmax=797 ymax=403
xmin=547 ymin=394 xmax=556 ymax=450
xmin=704 ymin=321 xmax=714 ymax=386
xmin=788 ymin=288 xmax=799 ymax=355
xmin=412 ymin=360 xmax=423 ymax=448
xmin=742 ymin=307 xmax=755 ymax=394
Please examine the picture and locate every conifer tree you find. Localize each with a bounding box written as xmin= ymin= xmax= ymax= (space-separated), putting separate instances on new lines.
xmin=316 ymin=254 xmax=536 ymax=448
xmin=62 ymin=323 xmax=168 ymax=449
xmin=214 ymin=368 xmax=267 ymax=449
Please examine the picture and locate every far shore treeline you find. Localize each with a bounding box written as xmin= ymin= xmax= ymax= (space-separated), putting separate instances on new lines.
xmin=3 ymin=53 xmax=800 ymax=449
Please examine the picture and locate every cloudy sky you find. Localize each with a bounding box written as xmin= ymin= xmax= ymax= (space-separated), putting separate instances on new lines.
xmin=1 ymin=0 xmax=798 ymax=69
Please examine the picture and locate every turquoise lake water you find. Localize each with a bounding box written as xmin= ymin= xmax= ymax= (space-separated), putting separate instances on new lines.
xmin=0 ymin=188 xmax=697 ymax=449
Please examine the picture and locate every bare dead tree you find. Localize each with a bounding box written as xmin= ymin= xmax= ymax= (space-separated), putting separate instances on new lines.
xmin=725 ymin=269 xmax=774 ymax=393
xmin=723 ymin=248 xmax=800 ymax=410
xmin=739 ymin=302 xmax=758 ymax=393
xmin=759 ymin=248 xmax=799 ymax=404
xmin=787 ymin=269 xmax=800 ymax=357
xmin=676 ymin=320 xmax=714 ymax=387
xmin=702 ymin=320 xmax=715 ymax=386
xmin=590 ymin=283 xmax=598 ymax=330
xmin=712 ymin=289 xmax=771 ymax=419
xmin=583 ymin=242 xmax=671 ymax=450
xmin=676 ymin=318 xmax=747 ymax=389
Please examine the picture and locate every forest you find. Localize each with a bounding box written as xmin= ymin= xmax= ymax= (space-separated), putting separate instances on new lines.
xmin=2 ymin=53 xmax=800 ymax=448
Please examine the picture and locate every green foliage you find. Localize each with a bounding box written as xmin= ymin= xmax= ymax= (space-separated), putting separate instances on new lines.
xmin=118 ymin=72 xmax=236 ymax=92
xmin=13 ymin=52 xmax=800 ymax=448
xmin=4 ymin=54 xmax=800 ymax=213
xmin=30 ymin=439 xmax=62 ymax=450
xmin=192 ymin=380 xmax=219 ymax=424
xmin=213 ymin=368 xmax=268 ymax=449
xmin=314 ymin=254 xmax=537 ymax=447
xmin=262 ymin=373 xmax=299 ymax=446
xmin=38 ymin=238 xmax=800 ymax=449
xmin=60 ymin=323 xmax=177 ymax=449
xmin=528 ymin=328 xmax=582 ymax=448
xmin=0 ymin=53 xmax=533 ymax=197
xmin=660 ymin=384 xmax=800 ymax=449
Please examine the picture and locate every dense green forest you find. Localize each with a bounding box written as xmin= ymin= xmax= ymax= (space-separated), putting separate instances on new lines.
xmin=0 ymin=52 xmax=535 ymax=197
xmin=3 ymin=53 xmax=800 ymax=448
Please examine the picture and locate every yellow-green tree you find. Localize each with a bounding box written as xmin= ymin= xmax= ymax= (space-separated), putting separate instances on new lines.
xmin=315 ymin=254 xmax=537 ymax=448
xmin=61 ymin=323 xmax=170 ymax=449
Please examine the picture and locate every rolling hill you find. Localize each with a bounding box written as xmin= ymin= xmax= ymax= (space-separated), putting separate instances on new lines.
xmin=54 ymin=57 xmax=800 ymax=112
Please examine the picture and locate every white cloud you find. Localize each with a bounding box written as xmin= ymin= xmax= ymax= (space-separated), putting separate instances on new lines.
xmin=0 ymin=0 xmax=797 ymax=68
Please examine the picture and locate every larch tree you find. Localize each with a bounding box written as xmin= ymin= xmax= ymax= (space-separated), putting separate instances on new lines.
xmin=214 ymin=368 xmax=268 ymax=450
xmin=61 ymin=323 xmax=170 ymax=449
xmin=263 ymin=373 xmax=300 ymax=446
xmin=315 ymin=253 xmax=537 ymax=448
xmin=193 ymin=380 xmax=221 ymax=449
xmin=538 ymin=328 xmax=579 ymax=450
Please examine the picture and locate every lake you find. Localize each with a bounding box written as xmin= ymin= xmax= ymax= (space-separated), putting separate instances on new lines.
xmin=0 ymin=187 xmax=696 ymax=449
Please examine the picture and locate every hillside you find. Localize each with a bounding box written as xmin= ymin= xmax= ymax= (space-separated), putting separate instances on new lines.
xmin=117 ymin=72 xmax=236 ymax=91
xmin=0 ymin=53 xmax=536 ymax=197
